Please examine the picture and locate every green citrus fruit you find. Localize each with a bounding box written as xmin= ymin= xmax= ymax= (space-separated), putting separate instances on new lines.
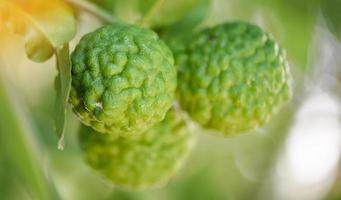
xmin=69 ymin=23 xmax=177 ymax=136
xmin=78 ymin=109 xmax=195 ymax=189
xmin=177 ymin=22 xmax=292 ymax=136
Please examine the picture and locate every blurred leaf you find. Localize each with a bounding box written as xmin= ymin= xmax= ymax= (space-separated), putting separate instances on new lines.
xmin=0 ymin=78 xmax=59 ymax=199
xmin=139 ymin=0 xmax=205 ymax=27
xmin=326 ymin=169 xmax=341 ymax=199
xmin=170 ymin=167 xmax=227 ymax=200
xmin=54 ymin=44 xmax=72 ymax=150
xmin=107 ymin=189 xmax=147 ymax=200
xmin=109 ymin=0 xmax=207 ymax=27
xmin=0 ymin=0 xmax=76 ymax=62
xmin=322 ymin=0 xmax=341 ymax=40
xmin=157 ymin=0 xmax=210 ymax=52
xmin=112 ymin=0 xmax=140 ymax=24
xmin=87 ymin=0 xmax=114 ymax=12
xmin=255 ymin=0 xmax=320 ymax=70
xmin=67 ymin=0 xmax=117 ymax=24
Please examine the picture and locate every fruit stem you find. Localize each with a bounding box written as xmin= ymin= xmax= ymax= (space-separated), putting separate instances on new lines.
xmin=139 ymin=0 xmax=165 ymax=28
xmin=66 ymin=0 xmax=117 ymax=24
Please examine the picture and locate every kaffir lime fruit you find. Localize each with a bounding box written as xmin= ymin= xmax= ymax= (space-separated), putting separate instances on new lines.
xmin=69 ymin=23 xmax=177 ymax=136
xmin=79 ymin=109 xmax=194 ymax=189
xmin=177 ymin=22 xmax=292 ymax=136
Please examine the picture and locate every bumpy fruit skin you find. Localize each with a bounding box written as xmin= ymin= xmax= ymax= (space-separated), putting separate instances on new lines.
xmin=69 ymin=23 xmax=177 ymax=136
xmin=79 ymin=109 xmax=194 ymax=189
xmin=177 ymin=22 xmax=292 ymax=136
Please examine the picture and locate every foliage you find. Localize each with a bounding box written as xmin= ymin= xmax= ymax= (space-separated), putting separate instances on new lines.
xmin=0 ymin=0 xmax=340 ymax=199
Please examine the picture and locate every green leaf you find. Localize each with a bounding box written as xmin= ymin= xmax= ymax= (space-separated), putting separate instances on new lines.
xmin=0 ymin=0 xmax=76 ymax=62
xmin=54 ymin=44 xmax=72 ymax=150
xmin=108 ymin=0 xmax=206 ymax=27
xmin=254 ymin=0 xmax=320 ymax=70
xmin=138 ymin=0 xmax=205 ymax=27
xmin=87 ymin=0 xmax=115 ymax=12
xmin=0 ymin=78 xmax=60 ymax=199
xmin=112 ymin=0 xmax=141 ymax=24
xmin=322 ymin=0 xmax=341 ymax=40
xmin=156 ymin=0 xmax=210 ymax=55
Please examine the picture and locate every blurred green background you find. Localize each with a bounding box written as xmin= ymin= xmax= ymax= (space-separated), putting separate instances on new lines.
xmin=0 ymin=0 xmax=341 ymax=199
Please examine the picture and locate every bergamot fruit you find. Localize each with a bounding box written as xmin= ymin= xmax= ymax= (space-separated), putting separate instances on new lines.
xmin=69 ymin=23 xmax=177 ymax=136
xmin=177 ymin=22 xmax=292 ymax=136
xmin=79 ymin=108 xmax=194 ymax=189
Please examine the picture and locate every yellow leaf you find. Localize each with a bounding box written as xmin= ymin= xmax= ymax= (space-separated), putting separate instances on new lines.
xmin=0 ymin=0 xmax=76 ymax=62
